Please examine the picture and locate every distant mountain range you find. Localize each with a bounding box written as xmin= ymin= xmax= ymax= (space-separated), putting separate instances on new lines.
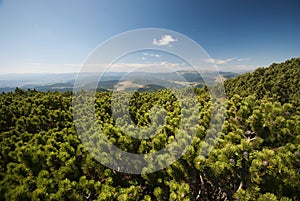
xmin=0 ymin=71 xmax=239 ymax=93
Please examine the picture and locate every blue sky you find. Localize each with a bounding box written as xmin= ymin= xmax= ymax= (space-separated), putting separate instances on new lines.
xmin=0 ymin=0 xmax=299 ymax=73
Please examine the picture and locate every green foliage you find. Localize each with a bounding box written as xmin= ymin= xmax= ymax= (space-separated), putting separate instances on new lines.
xmin=225 ymin=57 xmax=300 ymax=106
xmin=0 ymin=58 xmax=299 ymax=200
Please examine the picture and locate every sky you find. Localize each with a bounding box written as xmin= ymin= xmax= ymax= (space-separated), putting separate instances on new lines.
xmin=0 ymin=0 xmax=299 ymax=74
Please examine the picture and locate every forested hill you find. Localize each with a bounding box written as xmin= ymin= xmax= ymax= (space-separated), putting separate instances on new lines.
xmin=225 ymin=57 xmax=300 ymax=106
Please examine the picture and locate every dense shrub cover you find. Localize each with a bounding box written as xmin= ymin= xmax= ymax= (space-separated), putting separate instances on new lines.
xmin=225 ymin=57 xmax=300 ymax=106
xmin=0 ymin=58 xmax=299 ymax=200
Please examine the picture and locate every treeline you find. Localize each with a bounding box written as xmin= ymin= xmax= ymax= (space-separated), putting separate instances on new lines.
xmin=225 ymin=57 xmax=300 ymax=106
xmin=0 ymin=58 xmax=299 ymax=200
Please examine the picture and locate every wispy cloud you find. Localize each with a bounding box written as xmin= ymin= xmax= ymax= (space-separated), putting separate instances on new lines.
xmin=237 ymin=58 xmax=250 ymax=62
xmin=204 ymin=57 xmax=238 ymax=65
xmin=204 ymin=57 xmax=250 ymax=65
xmin=203 ymin=57 xmax=254 ymax=72
xmin=0 ymin=62 xmax=83 ymax=74
xmin=108 ymin=61 xmax=189 ymax=72
xmin=153 ymin=35 xmax=177 ymax=46
xmin=143 ymin=53 xmax=161 ymax=58
xmin=230 ymin=64 xmax=255 ymax=72
xmin=0 ymin=61 xmax=191 ymax=74
xmin=0 ymin=58 xmax=254 ymax=74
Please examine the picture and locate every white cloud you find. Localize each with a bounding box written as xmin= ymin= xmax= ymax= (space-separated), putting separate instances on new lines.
xmin=237 ymin=58 xmax=250 ymax=62
xmin=204 ymin=57 xmax=250 ymax=65
xmin=106 ymin=61 xmax=192 ymax=73
xmin=204 ymin=57 xmax=237 ymax=65
xmin=153 ymin=35 xmax=177 ymax=46
xmin=143 ymin=53 xmax=161 ymax=58
xmin=208 ymin=63 xmax=255 ymax=72
xmin=1 ymin=62 xmax=188 ymax=74
xmin=230 ymin=64 xmax=255 ymax=72
xmin=152 ymin=53 xmax=161 ymax=58
xmin=0 ymin=62 xmax=83 ymax=74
